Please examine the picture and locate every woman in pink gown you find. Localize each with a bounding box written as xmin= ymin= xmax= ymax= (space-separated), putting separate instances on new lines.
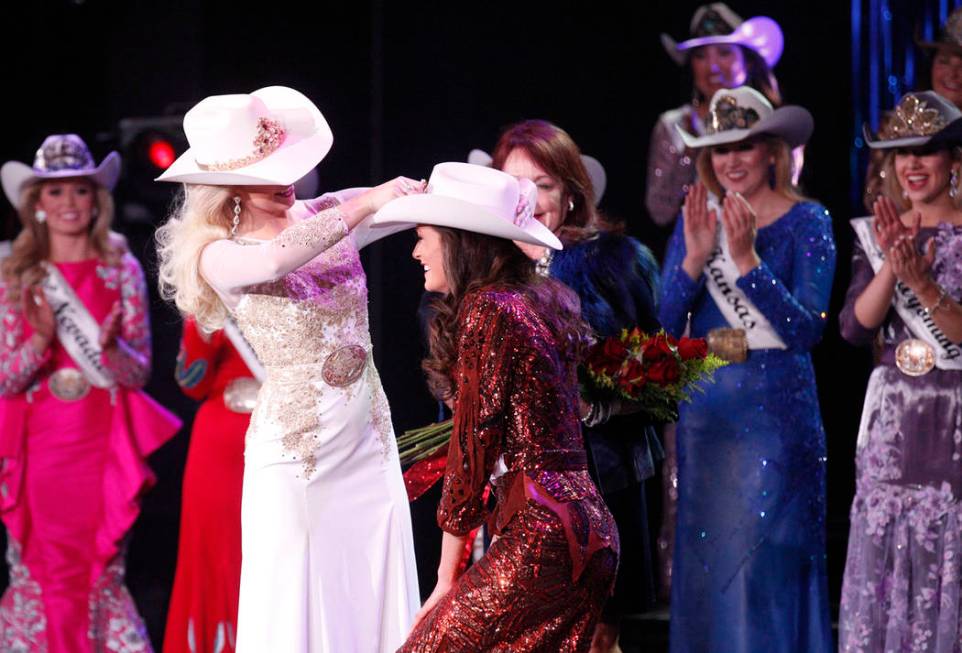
xmin=0 ymin=134 xmax=181 ymax=651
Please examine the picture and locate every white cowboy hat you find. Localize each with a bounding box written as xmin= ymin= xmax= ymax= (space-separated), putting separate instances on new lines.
xmin=661 ymin=4 xmax=783 ymax=69
xmin=370 ymin=162 xmax=562 ymax=250
xmin=156 ymin=86 xmax=333 ymax=186
xmin=676 ymin=86 xmax=813 ymax=149
xmin=2 ymin=134 xmax=121 ymax=208
xmin=863 ymin=91 xmax=962 ymax=149
xmin=467 ymin=148 xmax=607 ymax=206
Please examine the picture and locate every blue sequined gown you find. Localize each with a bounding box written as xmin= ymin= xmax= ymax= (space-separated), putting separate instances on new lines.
xmin=659 ymin=201 xmax=835 ymax=653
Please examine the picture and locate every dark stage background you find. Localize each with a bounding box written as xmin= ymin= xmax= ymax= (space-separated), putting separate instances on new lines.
xmin=0 ymin=0 xmax=948 ymax=647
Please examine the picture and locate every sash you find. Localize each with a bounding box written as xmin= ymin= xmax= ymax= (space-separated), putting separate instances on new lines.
xmin=851 ymin=216 xmax=962 ymax=370
xmin=702 ymin=221 xmax=787 ymax=350
xmin=41 ymin=263 xmax=115 ymax=388
xmin=223 ymin=317 xmax=266 ymax=382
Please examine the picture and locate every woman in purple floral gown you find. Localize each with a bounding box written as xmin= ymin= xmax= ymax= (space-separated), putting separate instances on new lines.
xmin=839 ymin=91 xmax=962 ymax=652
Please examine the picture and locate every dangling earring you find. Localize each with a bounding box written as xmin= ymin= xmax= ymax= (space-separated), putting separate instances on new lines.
xmin=34 ymin=209 xmax=47 ymax=223
xmin=951 ymin=168 xmax=960 ymax=199
xmin=567 ymin=198 xmax=575 ymax=212
xmin=231 ymin=196 xmax=241 ymax=237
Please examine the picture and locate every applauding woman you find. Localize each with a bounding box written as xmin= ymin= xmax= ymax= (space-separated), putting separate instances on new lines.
xmin=659 ymin=87 xmax=835 ymax=652
xmin=0 ymin=135 xmax=180 ymax=651
xmin=839 ymin=91 xmax=962 ymax=652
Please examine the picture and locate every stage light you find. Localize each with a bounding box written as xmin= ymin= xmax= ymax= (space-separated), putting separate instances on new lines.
xmin=148 ymin=138 xmax=176 ymax=169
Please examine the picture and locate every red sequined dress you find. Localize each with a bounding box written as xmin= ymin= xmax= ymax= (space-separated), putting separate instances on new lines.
xmin=400 ymin=287 xmax=619 ymax=653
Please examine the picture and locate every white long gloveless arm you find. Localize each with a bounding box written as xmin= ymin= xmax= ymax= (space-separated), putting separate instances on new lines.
xmin=200 ymin=203 xmax=350 ymax=306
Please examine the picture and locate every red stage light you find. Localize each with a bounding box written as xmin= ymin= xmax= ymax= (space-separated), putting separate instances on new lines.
xmin=148 ymin=139 xmax=176 ymax=169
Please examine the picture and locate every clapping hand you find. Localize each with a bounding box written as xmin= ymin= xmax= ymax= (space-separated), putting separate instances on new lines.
xmin=22 ymin=286 xmax=54 ymax=353
xmin=99 ymin=301 xmax=123 ymax=350
xmin=873 ymin=195 xmax=919 ymax=252
xmin=889 ymin=234 xmax=937 ymax=295
xmin=681 ymin=182 xmax=718 ymax=279
xmin=721 ymin=192 xmax=761 ymax=276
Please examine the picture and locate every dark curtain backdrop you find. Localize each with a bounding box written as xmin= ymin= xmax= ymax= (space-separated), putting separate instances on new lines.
xmin=0 ymin=0 xmax=944 ymax=646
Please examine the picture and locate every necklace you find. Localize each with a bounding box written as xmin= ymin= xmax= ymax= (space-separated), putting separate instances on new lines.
xmin=536 ymin=249 xmax=554 ymax=277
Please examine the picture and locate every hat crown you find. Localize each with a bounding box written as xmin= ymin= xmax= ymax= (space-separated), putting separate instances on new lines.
xmin=942 ymin=7 xmax=962 ymax=46
xmin=428 ymin=163 xmax=535 ymax=228
xmin=183 ymin=94 xmax=281 ymax=167
xmin=33 ymin=134 xmax=96 ymax=173
xmin=690 ymin=3 xmax=742 ymax=37
xmin=706 ymin=87 xmax=773 ymax=135
xmin=880 ymin=92 xmax=962 ymax=141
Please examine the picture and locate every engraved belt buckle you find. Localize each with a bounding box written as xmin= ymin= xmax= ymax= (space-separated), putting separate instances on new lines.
xmin=706 ymin=327 xmax=748 ymax=363
xmin=224 ymin=377 xmax=261 ymax=413
xmin=895 ymin=338 xmax=935 ymax=376
xmin=48 ymin=368 xmax=91 ymax=402
xmin=322 ymin=345 xmax=368 ymax=387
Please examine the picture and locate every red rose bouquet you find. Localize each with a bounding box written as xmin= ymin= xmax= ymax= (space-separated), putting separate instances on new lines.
xmin=582 ymin=328 xmax=726 ymax=422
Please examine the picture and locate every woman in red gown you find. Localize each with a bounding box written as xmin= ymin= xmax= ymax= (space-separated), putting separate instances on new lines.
xmin=373 ymin=162 xmax=618 ymax=652
xmin=163 ymin=318 xmax=258 ymax=653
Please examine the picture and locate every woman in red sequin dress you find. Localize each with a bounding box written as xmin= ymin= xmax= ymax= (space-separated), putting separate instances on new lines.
xmin=372 ymin=162 xmax=618 ymax=652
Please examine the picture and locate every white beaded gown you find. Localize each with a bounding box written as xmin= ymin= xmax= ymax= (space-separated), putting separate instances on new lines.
xmin=200 ymin=197 xmax=419 ymax=653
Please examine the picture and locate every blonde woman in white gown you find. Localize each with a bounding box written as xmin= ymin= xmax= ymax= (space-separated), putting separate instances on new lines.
xmin=156 ymin=86 xmax=420 ymax=652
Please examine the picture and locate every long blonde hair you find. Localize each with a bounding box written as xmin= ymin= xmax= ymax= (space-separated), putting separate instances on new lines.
xmin=0 ymin=179 xmax=123 ymax=301
xmin=155 ymin=184 xmax=235 ymax=331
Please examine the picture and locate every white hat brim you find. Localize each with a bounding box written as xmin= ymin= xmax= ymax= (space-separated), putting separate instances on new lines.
xmin=660 ymin=33 xmax=687 ymax=66
xmin=678 ymin=105 xmax=813 ymax=149
xmin=2 ymin=151 xmax=121 ymax=208
xmin=369 ymin=194 xmax=563 ymax=250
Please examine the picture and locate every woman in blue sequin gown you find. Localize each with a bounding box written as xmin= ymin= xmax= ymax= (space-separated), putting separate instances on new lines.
xmin=658 ymin=87 xmax=835 ymax=652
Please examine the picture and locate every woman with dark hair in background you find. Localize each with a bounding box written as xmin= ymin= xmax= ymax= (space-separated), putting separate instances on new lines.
xmin=0 ymin=135 xmax=180 ymax=651
xmin=659 ymin=87 xmax=834 ymax=652
xmin=493 ymin=119 xmax=661 ymax=653
xmin=372 ymin=162 xmax=618 ymax=652
xmin=839 ymin=91 xmax=962 ymax=653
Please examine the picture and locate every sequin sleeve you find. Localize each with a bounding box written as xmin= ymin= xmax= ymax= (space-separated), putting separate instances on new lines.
xmin=838 ymin=238 xmax=882 ymax=346
xmin=200 ymin=206 xmax=349 ymax=297
xmin=437 ymin=292 xmax=511 ymax=536
xmin=736 ymin=203 xmax=837 ymax=350
xmin=658 ymin=215 xmax=705 ymax=337
xmin=0 ymin=279 xmax=50 ymax=397
xmin=99 ymin=253 xmax=151 ymax=388
xmin=174 ymin=318 xmax=224 ymax=400
xmin=645 ymin=111 xmax=695 ymax=227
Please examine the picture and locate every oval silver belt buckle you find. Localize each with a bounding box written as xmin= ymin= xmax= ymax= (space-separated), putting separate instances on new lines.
xmin=48 ymin=368 xmax=91 ymax=402
xmin=895 ymin=338 xmax=936 ymax=376
xmin=224 ymin=377 xmax=261 ymax=413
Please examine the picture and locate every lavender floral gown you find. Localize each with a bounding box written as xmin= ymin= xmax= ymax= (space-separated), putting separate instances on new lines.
xmin=839 ymin=223 xmax=962 ymax=653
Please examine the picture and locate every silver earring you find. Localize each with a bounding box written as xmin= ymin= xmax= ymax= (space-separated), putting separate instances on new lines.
xmin=231 ymin=196 xmax=241 ymax=236
xmin=34 ymin=209 xmax=47 ymax=223
xmin=568 ymin=198 xmax=575 ymax=212
xmin=951 ymin=169 xmax=960 ymax=199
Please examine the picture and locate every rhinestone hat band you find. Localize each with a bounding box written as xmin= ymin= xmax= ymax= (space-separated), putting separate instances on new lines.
xmin=198 ymin=117 xmax=287 ymax=172
xmin=706 ymin=95 xmax=761 ymax=134
xmin=880 ymin=95 xmax=948 ymax=140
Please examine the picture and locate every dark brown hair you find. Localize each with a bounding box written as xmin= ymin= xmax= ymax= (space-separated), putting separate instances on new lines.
xmin=490 ymin=120 xmax=601 ymax=245
xmin=422 ymin=227 xmax=590 ymax=401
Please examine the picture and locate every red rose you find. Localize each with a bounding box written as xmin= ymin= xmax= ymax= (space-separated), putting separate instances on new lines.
xmin=677 ymin=337 xmax=709 ymax=361
xmin=618 ymin=359 xmax=647 ymax=394
xmin=642 ymin=333 xmax=674 ymax=363
xmin=647 ymin=357 xmax=681 ymax=385
xmin=587 ymin=336 xmax=629 ymax=377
